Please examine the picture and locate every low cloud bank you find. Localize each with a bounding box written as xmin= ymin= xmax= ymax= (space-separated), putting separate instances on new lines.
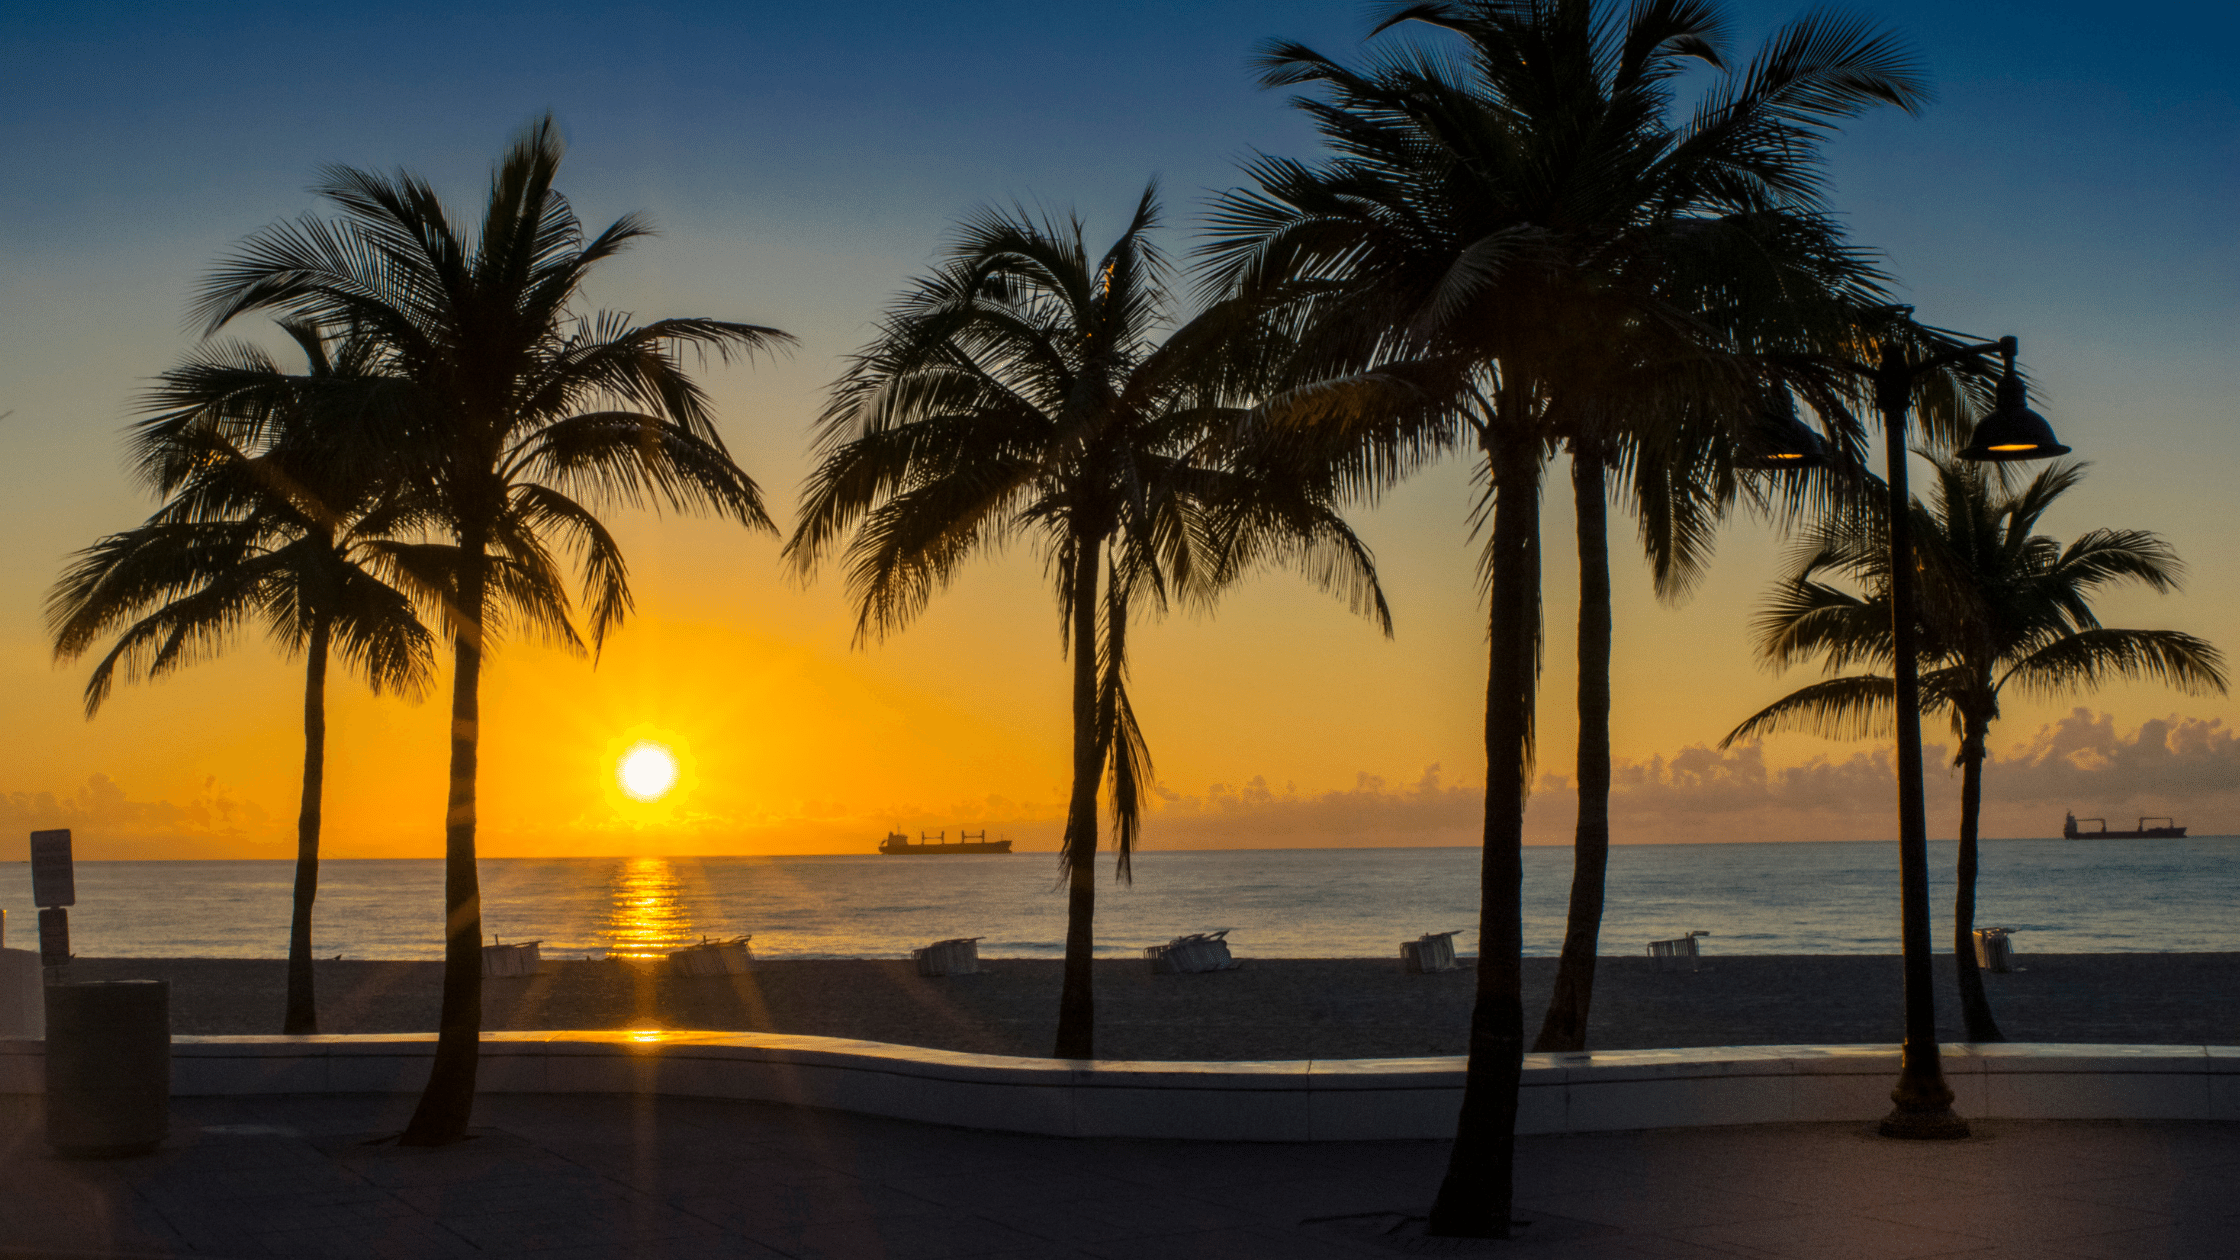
xmin=1146 ymin=766 xmax=1482 ymax=848
xmin=1138 ymin=709 xmax=2240 ymax=847
xmin=6 ymin=709 xmax=2230 ymax=857
xmin=0 ymin=774 xmax=279 ymax=859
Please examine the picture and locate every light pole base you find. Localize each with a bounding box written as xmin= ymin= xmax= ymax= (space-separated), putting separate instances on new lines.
xmin=1878 ymin=1107 xmax=1971 ymax=1140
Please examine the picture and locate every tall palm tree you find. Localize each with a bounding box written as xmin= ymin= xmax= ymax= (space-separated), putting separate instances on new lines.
xmin=1534 ymin=350 xmax=1874 ymax=1054
xmin=1727 ymin=457 xmax=2224 ymax=1039
xmin=1202 ymin=0 xmax=1924 ymax=1235
xmin=788 ymin=188 xmax=1389 ymax=1060
xmin=49 ymin=319 xmax=435 ymax=1034
xmin=191 ymin=116 xmax=789 ymax=1143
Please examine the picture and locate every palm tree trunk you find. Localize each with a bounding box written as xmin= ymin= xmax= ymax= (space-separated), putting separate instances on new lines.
xmin=1428 ymin=439 xmax=1542 ymax=1239
xmin=401 ymin=552 xmax=486 ymax=1145
xmin=1053 ymin=538 xmax=1105 ymax=1060
xmin=1953 ymin=709 xmax=2003 ymax=1041
xmin=283 ymin=619 xmax=331 ymax=1035
xmin=1534 ymin=449 xmax=1610 ymax=1053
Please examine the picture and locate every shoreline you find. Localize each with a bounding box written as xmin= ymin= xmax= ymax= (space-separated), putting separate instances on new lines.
xmin=60 ymin=953 xmax=2240 ymax=1060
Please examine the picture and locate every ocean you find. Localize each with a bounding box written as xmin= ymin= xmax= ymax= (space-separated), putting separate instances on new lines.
xmin=3 ymin=839 xmax=2234 ymax=962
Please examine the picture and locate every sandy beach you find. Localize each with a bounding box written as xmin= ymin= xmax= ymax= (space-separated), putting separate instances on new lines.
xmin=61 ymin=952 xmax=2240 ymax=1059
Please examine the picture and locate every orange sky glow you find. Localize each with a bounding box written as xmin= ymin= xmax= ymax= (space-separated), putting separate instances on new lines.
xmin=3 ymin=4 xmax=2234 ymax=862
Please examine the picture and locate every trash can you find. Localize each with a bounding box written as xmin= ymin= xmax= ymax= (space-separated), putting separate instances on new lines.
xmin=0 ymin=948 xmax=41 ymax=1039
xmin=45 ymin=979 xmax=169 ymax=1158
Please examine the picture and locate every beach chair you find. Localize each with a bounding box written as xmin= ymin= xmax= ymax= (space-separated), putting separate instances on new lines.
xmin=1973 ymin=927 xmax=2015 ymax=973
xmin=913 ymin=937 xmax=983 ymax=976
xmin=1401 ymin=931 xmax=1463 ymax=973
xmin=668 ymin=935 xmax=753 ymax=976
xmin=1144 ymin=929 xmax=1239 ymax=975
xmin=480 ymin=937 xmax=542 ymax=978
xmin=1647 ymin=931 xmax=1710 ymax=973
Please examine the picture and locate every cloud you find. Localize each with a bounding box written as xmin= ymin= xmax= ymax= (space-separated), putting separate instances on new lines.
xmin=1964 ymin=710 xmax=2240 ymax=835
xmin=0 ymin=773 xmax=280 ymax=858
xmin=1144 ymin=765 xmax=1483 ymax=848
xmin=1124 ymin=709 xmax=2240 ymax=848
xmin=1550 ymin=708 xmax=2240 ymax=841
xmin=9 ymin=709 xmax=2229 ymax=857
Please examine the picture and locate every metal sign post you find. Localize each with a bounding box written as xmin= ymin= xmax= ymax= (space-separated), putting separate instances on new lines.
xmin=29 ymin=829 xmax=73 ymax=982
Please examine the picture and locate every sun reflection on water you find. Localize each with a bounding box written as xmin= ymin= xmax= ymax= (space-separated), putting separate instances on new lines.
xmin=603 ymin=857 xmax=696 ymax=959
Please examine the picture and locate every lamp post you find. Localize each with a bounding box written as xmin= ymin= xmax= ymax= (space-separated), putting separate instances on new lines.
xmin=1758 ymin=320 xmax=2067 ymax=1137
xmin=1862 ymin=328 xmax=2067 ymax=1139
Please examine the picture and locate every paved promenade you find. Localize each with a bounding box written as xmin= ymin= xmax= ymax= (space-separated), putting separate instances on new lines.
xmin=1 ymin=1093 xmax=2233 ymax=1259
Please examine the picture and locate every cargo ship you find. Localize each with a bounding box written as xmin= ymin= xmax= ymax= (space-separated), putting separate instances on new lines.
xmin=2063 ymin=812 xmax=2186 ymax=839
xmin=877 ymin=829 xmax=1013 ymax=855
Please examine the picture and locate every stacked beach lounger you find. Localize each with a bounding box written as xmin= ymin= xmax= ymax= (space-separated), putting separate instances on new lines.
xmin=668 ymin=936 xmax=753 ymax=976
xmin=1144 ymin=930 xmax=1239 ymax=975
xmin=1401 ymin=931 xmax=1462 ymax=973
xmin=480 ymin=938 xmax=542 ymax=978
xmin=1647 ymin=930 xmax=1710 ymax=972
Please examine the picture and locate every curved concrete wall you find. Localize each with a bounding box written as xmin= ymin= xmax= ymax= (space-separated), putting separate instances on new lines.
xmin=2 ymin=1034 xmax=2234 ymax=1141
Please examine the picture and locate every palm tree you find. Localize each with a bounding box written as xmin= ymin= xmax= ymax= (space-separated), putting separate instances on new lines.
xmin=191 ymin=116 xmax=790 ymax=1143
xmin=1201 ymin=0 xmax=1924 ymax=1235
xmin=49 ymin=318 xmax=435 ymax=1034
xmin=787 ymin=188 xmax=1389 ymax=1060
xmin=1726 ymin=457 xmax=2224 ymax=1039
xmin=1534 ymin=352 xmax=1875 ymax=1055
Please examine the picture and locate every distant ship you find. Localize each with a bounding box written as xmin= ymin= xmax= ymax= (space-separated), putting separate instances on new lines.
xmin=2064 ymin=811 xmax=2186 ymax=839
xmin=877 ymin=829 xmax=1013 ymax=855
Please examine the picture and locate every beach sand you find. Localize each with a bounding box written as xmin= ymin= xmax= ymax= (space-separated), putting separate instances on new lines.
xmin=61 ymin=952 xmax=2240 ymax=1059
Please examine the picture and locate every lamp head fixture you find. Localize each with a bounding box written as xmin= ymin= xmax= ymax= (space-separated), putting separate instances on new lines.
xmin=1960 ymin=337 xmax=2070 ymax=462
xmin=1737 ymin=389 xmax=1827 ymax=469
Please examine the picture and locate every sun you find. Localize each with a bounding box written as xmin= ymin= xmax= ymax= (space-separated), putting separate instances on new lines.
xmin=617 ymin=741 xmax=680 ymax=802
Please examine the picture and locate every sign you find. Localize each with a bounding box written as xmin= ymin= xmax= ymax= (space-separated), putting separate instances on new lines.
xmin=38 ymin=907 xmax=69 ymax=968
xmin=30 ymin=829 xmax=73 ymax=908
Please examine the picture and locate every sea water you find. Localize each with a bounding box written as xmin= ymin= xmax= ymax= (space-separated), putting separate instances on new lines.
xmin=0 ymin=839 xmax=2233 ymax=961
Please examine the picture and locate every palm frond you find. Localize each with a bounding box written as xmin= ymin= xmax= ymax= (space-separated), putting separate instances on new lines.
xmin=1735 ymin=452 xmax=2223 ymax=758
xmin=1723 ymin=673 xmax=1895 ymax=746
xmin=509 ymin=410 xmax=773 ymax=531
xmin=1095 ymin=565 xmax=1152 ymax=885
xmin=2003 ymin=629 xmax=2228 ymax=702
xmin=507 ymin=483 xmax=635 ymax=654
xmin=186 ymin=118 xmax=783 ymax=672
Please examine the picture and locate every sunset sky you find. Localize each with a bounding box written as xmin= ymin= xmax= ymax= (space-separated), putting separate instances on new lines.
xmin=2 ymin=1 xmax=2234 ymax=860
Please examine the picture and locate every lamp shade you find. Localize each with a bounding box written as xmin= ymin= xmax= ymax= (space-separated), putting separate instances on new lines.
xmin=1960 ymin=355 xmax=2069 ymax=462
xmin=1737 ymin=392 xmax=1827 ymax=469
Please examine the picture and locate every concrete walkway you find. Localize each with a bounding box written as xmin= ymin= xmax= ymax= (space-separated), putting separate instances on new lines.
xmin=1 ymin=1094 xmax=2234 ymax=1259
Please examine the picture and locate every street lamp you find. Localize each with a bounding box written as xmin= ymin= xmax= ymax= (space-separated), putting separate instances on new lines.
xmin=1861 ymin=322 xmax=2069 ymax=1139
xmin=1959 ymin=338 xmax=2071 ymax=462
xmin=1737 ymin=390 xmax=1830 ymax=469
xmin=1744 ymin=326 xmax=2067 ymax=1138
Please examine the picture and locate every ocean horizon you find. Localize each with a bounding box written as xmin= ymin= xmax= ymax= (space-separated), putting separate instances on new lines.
xmin=4 ymin=838 xmax=2234 ymax=963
